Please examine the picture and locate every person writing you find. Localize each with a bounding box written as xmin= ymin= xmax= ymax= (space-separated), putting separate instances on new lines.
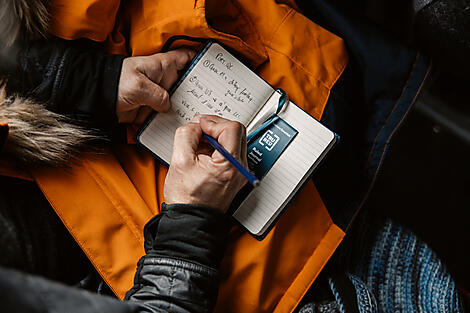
xmin=0 ymin=113 xmax=248 ymax=313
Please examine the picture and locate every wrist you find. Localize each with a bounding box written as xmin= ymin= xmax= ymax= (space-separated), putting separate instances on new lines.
xmin=144 ymin=203 xmax=232 ymax=268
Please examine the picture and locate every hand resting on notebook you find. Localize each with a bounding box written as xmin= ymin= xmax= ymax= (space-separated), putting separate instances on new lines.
xmin=164 ymin=114 xmax=248 ymax=212
xmin=116 ymin=48 xmax=196 ymax=124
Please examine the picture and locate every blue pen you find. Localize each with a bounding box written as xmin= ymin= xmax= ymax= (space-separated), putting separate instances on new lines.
xmin=202 ymin=133 xmax=260 ymax=187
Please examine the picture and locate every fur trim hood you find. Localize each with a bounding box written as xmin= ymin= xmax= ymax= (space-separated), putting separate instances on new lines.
xmin=0 ymin=0 xmax=98 ymax=168
xmin=0 ymin=86 xmax=99 ymax=168
xmin=0 ymin=0 xmax=49 ymax=47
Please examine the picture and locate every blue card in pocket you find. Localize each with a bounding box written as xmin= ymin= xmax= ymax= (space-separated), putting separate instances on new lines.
xmin=247 ymin=117 xmax=298 ymax=179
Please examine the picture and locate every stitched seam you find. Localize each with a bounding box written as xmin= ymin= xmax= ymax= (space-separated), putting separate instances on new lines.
xmin=142 ymin=256 xmax=218 ymax=277
xmin=82 ymin=161 xmax=143 ymax=244
xmin=32 ymin=176 xmax=123 ymax=299
xmin=272 ymin=221 xmax=344 ymax=312
xmin=364 ymin=52 xmax=420 ymax=166
xmin=347 ymin=59 xmax=432 ymax=231
xmin=266 ymin=8 xmax=294 ymax=47
xmin=266 ymin=46 xmax=334 ymax=91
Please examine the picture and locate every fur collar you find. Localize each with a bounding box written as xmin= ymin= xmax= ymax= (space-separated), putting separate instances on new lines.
xmin=0 ymin=0 xmax=49 ymax=46
xmin=0 ymin=1 xmax=99 ymax=168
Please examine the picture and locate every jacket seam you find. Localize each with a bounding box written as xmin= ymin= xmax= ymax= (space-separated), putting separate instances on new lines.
xmin=364 ymin=52 xmax=420 ymax=167
xmin=348 ymin=55 xmax=432 ymax=231
xmin=265 ymin=46 xmax=337 ymax=91
xmin=141 ymin=256 xmax=218 ymax=277
xmin=266 ymin=8 xmax=294 ymax=47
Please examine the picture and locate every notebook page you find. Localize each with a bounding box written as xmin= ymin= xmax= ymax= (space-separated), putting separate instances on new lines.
xmin=138 ymin=43 xmax=273 ymax=163
xmin=233 ymin=98 xmax=335 ymax=235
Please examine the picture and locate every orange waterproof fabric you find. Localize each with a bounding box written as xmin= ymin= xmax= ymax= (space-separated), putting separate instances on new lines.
xmin=19 ymin=1 xmax=347 ymax=312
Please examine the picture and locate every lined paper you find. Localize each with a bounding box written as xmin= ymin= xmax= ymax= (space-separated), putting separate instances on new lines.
xmin=139 ymin=43 xmax=273 ymax=164
xmin=233 ymin=95 xmax=335 ymax=235
xmin=138 ymin=42 xmax=336 ymax=237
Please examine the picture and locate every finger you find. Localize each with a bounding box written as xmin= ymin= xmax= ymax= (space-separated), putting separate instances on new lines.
xmin=196 ymin=114 xmax=231 ymax=124
xmin=135 ymin=75 xmax=171 ymax=112
xmin=117 ymin=108 xmax=139 ymax=124
xmin=199 ymin=116 xmax=244 ymax=159
xmin=144 ymin=48 xmax=196 ymax=89
xmin=171 ymin=122 xmax=202 ymax=164
xmin=162 ymin=48 xmax=196 ymax=71
xmin=190 ymin=114 xmax=202 ymax=123
xmin=134 ymin=106 xmax=153 ymax=125
xmin=159 ymin=49 xmax=196 ymax=90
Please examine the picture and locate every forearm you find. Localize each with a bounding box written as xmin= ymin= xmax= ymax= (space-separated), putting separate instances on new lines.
xmin=0 ymin=203 xmax=230 ymax=313
xmin=125 ymin=203 xmax=231 ymax=313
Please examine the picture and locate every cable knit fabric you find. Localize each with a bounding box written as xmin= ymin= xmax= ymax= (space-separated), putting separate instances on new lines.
xmin=298 ymin=219 xmax=464 ymax=313
xmin=352 ymin=219 xmax=463 ymax=313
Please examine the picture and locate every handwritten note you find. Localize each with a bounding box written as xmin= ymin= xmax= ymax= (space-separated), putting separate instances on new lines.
xmin=138 ymin=43 xmax=337 ymax=237
xmin=233 ymin=96 xmax=336 ymax=235
xmin=170 ymin=43 xmax=272 ymax=125
xmin=139 ymin=43 xmax=273 ymax=163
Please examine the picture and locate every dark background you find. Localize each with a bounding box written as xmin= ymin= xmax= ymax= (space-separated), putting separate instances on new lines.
xmin=349 ymin=0 xmax=470 ymax=291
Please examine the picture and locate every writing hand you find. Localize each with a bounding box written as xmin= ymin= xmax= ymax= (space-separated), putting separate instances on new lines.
xmin=164 ymin=115 xmax=248 ymax=212
xmin=116 ymin=48 xmax=196 ymax=124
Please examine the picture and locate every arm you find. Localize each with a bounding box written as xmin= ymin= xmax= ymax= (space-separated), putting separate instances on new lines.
xmin=125 ymin=203 xmax=230 ymax=313
xmin=2 ymin=39 xmax=195 ymax=136
xmin=0 ymin=116 xmax=247 ymax=313
xmin=126 ymin=116 xmax=248 ymax=313
xmin=0 ymin=204 xmax=229 ymax=313
xmin=4 ymin=39 xmax=124 ymax=129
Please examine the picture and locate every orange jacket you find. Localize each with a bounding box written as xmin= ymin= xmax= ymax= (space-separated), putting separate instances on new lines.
xmin=4 ymin=0 xmax=348 ymax=312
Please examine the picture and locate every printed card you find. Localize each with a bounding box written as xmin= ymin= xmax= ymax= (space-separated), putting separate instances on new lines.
xmin=247 ymin=118 xmax=298 ymax=179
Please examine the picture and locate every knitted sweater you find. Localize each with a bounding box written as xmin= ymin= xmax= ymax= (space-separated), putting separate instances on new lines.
xmin=297 ymin=218 xmax=464 ymax=313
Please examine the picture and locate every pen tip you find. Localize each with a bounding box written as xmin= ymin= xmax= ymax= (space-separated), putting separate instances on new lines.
xmin=253 ymin=180 xmax=260 ymax=187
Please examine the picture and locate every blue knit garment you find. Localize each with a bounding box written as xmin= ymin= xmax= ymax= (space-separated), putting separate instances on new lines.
xmin=354 ymin=219 xmax=463 ymax=313
xmin=299 ymin=219 xmax=464 ymax=313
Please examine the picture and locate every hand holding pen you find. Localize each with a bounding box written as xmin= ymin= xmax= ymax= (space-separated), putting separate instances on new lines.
xmin=164 ymin=115 xmax=254 ymax=212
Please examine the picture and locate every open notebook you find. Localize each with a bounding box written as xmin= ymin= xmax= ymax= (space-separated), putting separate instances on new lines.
xmin=137 ymin=42 xmax=337 ymax=238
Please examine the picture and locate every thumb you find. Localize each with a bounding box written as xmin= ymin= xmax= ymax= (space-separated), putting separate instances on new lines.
xmin=172 ymin=122 xmax=202 ymax=164
xmin=200 ymin=116 xmax=245 ymax=158
xmin=146 ymin=48 xmax=196 ymax=90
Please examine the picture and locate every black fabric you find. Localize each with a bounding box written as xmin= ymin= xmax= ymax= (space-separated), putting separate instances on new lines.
xmin=0 ymin=176 xmax=92 ymax=285
xmin=0 ymin=267 xmax=135 ymax=313
xmin=146 ymin=203 xmax=231 ymax=269
xmin=297 ymin=0 xmax=431 ymax=231
xmin=125 ymin=203 xmax=231 ymax=312
xmin=413 ymin=0 xmax=470 ymax=77
xmin=2 ymin=38 xmax=126 ymax=140
xmin=0 ymin=197 xmax=229 ymax=313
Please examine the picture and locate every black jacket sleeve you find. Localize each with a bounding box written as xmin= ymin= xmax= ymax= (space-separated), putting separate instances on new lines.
xmin=3 ymin=39 xmax=125 ymax=136
xmin=125 ymin=203 xmax=231 ymax=313
xmin=0 ymin=203 xmax=232 ymax=313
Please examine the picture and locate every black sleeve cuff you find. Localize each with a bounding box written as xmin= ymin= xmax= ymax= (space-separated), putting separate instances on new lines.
xmin=5 ymin=39 xmax=126 ymax=138
xmin=58 ymin=44 xmax=125 ymax=128
xmin=143 ymin=203 xmax=232 ymax=269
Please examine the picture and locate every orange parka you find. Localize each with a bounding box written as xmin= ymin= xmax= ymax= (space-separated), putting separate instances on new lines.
xmin=2 ymin=0 xmax=348 ymax=312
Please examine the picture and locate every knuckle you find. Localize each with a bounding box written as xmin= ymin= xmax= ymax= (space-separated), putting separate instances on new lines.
xmin=220 ymin=168 xmax=240 ymax=183
xmin=175 ymin=125 xmax=188 ymax=136
xmin=151 ymin=57 xmax=163 ymax=72
xmin=227 ymin=121 xmax=244 ymax=132
xmin=132 ymin=77 xmax=145 ymax=92
xmin=176 ymin=124 xmax=196 ymax=136
xmin=171 ymin=152 xmax=189 ymax=168
xmin=159 ymin=57 xmax=171 ymax=71
xmin=160 ymin=91 xmax=169 ymax=104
